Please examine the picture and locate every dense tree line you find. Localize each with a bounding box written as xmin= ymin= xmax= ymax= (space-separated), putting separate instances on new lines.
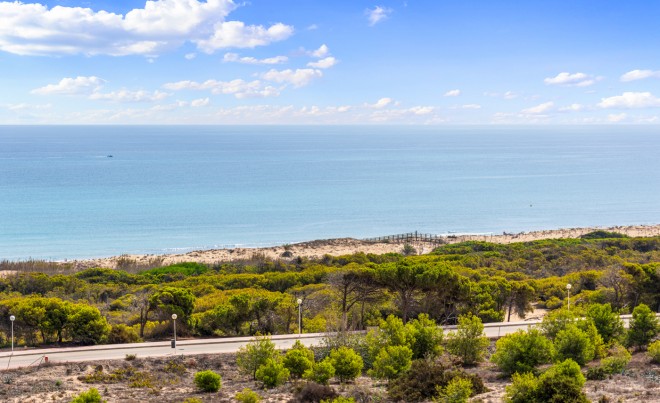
xmin=0 ymin=234 xmax=659 ymax=347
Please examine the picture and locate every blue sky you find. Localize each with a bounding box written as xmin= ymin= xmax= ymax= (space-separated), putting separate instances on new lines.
xmin=1 ymin=0 xmax=660 ymax=124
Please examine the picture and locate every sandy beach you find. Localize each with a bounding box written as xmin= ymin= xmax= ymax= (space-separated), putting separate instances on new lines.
xmin=74 ymin=224 xmax=660 ymax=270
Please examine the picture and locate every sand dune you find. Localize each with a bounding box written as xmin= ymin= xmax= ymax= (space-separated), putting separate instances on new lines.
xmin=76 ymin=224 xmax=660 ymax=270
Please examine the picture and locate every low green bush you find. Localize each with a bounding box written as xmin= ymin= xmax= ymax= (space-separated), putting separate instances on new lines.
xmin=108 ymin=324 xmax=141 ymax=344
xmin=255 ymin=358 xmax=290 ymax=388
xmin=490 ymin=329 xmax=554 ymax=375
xmin=387 ymin=359 xmax=486 ymax=402
xmin=368 ymin=345 xmax=413 ymax=380
xmin=504 ymin=359 xmax=588 ymax=403
xmin=193 ymin=370 xmax=221 ymax=392
xmin=586 ymin=366 xmax=607 ymax=381
xmin=329 ymin=347 xmax=363 ymax=384
xmin=303 ymin=358 xmax=335 ymax=385
xmin=435 ymin=377 xmax=473 ymax=403
xmin=235 ymin=387 xmax=262 ymax=403
xmin=70 ymin=388 xmax=105 ymax=403
xmin=648 ymin=340 xmax=660 ymax=363
xmin=291 ymin=382 xmax=338 ymax=403
xmin=283 ymin=342 xmax=315 ymax=378
xmin=600 ymin=345 xmax=631 ymax=374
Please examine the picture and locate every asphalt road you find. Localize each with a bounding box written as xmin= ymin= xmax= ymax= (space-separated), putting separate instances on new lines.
xmin=1 ymin=314 xmax=655 ymax=370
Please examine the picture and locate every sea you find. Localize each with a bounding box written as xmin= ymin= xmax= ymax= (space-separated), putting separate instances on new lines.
xmin=1 ymin=125 xmax=659 ymax=261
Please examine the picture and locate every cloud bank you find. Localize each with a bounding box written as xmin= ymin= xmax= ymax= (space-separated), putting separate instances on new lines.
xmin=0 ymin=0 xmax=293 ymax=56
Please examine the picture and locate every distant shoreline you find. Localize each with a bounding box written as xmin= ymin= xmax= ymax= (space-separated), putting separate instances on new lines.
xmin=70 ymin=224 xmax=660 ymax=270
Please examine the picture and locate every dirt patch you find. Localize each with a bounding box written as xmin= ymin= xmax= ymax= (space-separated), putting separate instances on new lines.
xmin=0 ymin=353 xmax=389 ymax=403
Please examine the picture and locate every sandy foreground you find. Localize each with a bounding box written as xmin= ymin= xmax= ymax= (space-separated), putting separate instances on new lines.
xmin=74 ymin=224 xmax=660 ymax=270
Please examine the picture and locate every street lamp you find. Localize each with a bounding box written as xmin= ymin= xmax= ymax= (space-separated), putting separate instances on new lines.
xmin=566 ymin=283 xmax=572 ymax=311
xmin=297 ymin=298 xmax=303 ymax=336
xmin=9 ymin=315 xmax=15 ymax=352
xmin=171 ymin=314 xmax=177 ymax=349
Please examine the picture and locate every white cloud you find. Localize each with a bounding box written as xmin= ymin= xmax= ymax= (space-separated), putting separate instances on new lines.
xmin=191 ymin=97 xmax=210 ymax=107
xmin=409 ymin=106 xmax=434 ymax=115
xmin=368 ymin=97 xmax=393 ymax=108
xmin=544 ymin=72 xmax=598 ymax=87
xmin=620 ymin=69 xmax=660 ymax=82
xmin=522 ymin=101 xmax=554 ymax=114
xmin=261 ymin=68 xmax=323 ymax=88
xmin=89 ymin=89 xmax=169 ymax=102
xmin=5 ymin=102 xmax=51 ymax=111
xmin=608 ymin=113 xmax=627 ymax=122
xmin=195 ymin=21 xmax=293 ymax=53
xmin=307 ymin=56 xmax=337 ymax=69
xmin=184 ymin=53 xmax=196 ymax=60
xmin=31 ymin=76 xmax=104 ymax=95
xmin=558 ymin=103 xmax=584 ymax=112
xmin=0 ymin=0 xmax=293 ymax=56
xmin=598 ymin=92 xmax=660 ymax=108
xmin=461 ymin=104 xmax=482 ymax=109
xmin=311 ymin=44 xmax=329 ymax=58
xmin=163 ymin=78 xmax=280 ymax=98
xmin=223 ymin=52 xmax=288 ymax=64
xmin=484 ymin=91 xmax=517 ymax=99
xmin=444 ymin=89 xmax=461 ymax=97
xmin=366 ymin=6 xmax=392 ymax=26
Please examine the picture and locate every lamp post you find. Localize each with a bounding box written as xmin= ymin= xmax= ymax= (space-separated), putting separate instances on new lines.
xmin=297 ymin=298 xmax=303 ymax=336
xmin=171 ymin=313 xmax=177 ymax=349
xmin=9 ymin=315 xmax=15 ymax=352
xmin=566 ymin=283 xmax=572 ymax=311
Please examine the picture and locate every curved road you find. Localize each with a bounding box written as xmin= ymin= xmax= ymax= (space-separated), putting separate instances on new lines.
xmin=0 ymin=313 xmax=654 ymax=370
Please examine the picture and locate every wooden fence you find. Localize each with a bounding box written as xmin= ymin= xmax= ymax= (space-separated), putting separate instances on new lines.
xmin=363 ymin=231 xmax=446 ymax=245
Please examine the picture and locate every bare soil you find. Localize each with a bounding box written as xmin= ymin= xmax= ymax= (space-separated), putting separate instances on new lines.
xmin=0 ymin=350 xmax=658 ymax=402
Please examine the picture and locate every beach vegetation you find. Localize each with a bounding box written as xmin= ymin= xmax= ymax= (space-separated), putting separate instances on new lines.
xmin=236 ymin=334 xmax=278 ymax=380
xmin=255 ymin=357 xmax=290 ymax=388
xmin=626 ymin=303 xmax=659 ymax=349
xmin=328 ymin=346 xmax=363 ymax=383
xmin=490 ymin=329 xmax=554 ymax=376
xmin=193 ymin=370 xmax=221 ymax=392
xmin=446 ymin=314 xmax=489 ymax=365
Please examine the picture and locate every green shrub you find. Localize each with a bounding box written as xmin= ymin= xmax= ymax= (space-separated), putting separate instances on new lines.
xmin=181 ymin=398 xmax=202 ymax=403
xmin=255 ymin=358 xmax=290 ymax=388
xmin=387 ymin=359 xmax=487 ymax=402
xmin=648 ymin=340 xmax=660 ymax=363
xmin=283 ymin=342 xmax=315 ymax=378
xmin=236 ymin=334 xmax=278 ymax=380
xmin=194 ymin=370 xmax=221 ymax=392
xmin=554 ymin=324 xmax=595 ymax=366
xmin=490 ymin=329 xmax=554 ymax=375
xmin=535 ymin=360 xmax=587 ymax=403
xmin=369 ymin=345 xmax=413 ymax=380
xmin=303 ymin=358 xmax=336 ymax=385
xmin=235 ymin=387 xmax=262 ymax=403
xmin=321 ymin=398 xmax=356 ymax=403
xmin=434 ymin=377 xmax=472 ymax=403
xmin=329 ymin=347 xmax=364 ymax=383
xmin=125 ymin=354 xmax=137 ymax=361
xmin=292 ymin=382 xmax=338 ymax=403
xmin=504 ymin=359 xmax=588 ymax=403
xmin=600 ymin=345 xmax=631 ymax=374
xmin=505 ymin=372 xmax=538 ymax=403
xmin=540 ymin=308 xmax=577 ymax=340
xmin=70 ymin=388 xmax=105 ymax=403
xmin=446 ymin=314 xmax=490 ymax=365
xmin=627 ymin=304 xmax=659 ymax=349
xmin=586 ymin=303 xmax=624 ymax=344
xmin=585 ymin=366 xmax=607 ymax=381
xmin=406 ymin=313 xmax=444 ymax=359
xmin=108 ymin=324 xmax=141 ymax=344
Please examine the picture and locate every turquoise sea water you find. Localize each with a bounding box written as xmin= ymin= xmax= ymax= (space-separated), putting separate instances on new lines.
xmin=1 ymin=125 xmax=659 ymax=260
